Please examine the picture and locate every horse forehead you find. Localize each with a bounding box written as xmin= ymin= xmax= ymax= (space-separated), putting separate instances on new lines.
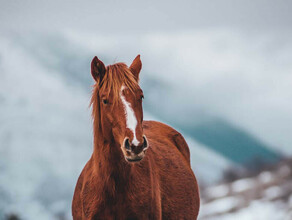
xmin=120 ymin=86 xmax=135 ymax=101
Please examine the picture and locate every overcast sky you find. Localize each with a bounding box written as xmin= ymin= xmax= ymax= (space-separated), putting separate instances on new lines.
xmin=1 ymin=0 xmax=292 ymax=33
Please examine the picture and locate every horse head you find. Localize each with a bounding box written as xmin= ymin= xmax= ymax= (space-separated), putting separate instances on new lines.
xmin=90 ymin=55 xmax=148 ymax=162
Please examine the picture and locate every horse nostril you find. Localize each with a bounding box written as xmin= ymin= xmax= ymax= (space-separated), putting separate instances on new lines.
xmin=124 ymin=138 xmax=131 ymax=150
xmin=142 ymin=136 xmax=148 ymax=149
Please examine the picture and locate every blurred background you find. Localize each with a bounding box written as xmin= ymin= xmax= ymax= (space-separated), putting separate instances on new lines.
xmin=1 ymin=0 xmax=292 ymax=219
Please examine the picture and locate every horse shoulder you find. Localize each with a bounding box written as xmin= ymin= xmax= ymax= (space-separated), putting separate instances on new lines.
xmin=72 ymin=161 xmax=87 ymax=219
xmin=72 ymin=158 xmax=98 ymax=220
xmin=143 ymin=120 xmax=191 ymax=164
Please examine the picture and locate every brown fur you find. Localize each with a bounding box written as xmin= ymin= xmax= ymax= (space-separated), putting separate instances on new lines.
xmin=72 ymin=56 xmax=200 ymax=219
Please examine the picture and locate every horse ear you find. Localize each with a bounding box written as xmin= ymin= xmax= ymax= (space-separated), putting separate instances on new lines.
xmin=91 ymin=56 xmax=106 ymax=82
xmin=129 ymin=55 xmax=142 ymax=81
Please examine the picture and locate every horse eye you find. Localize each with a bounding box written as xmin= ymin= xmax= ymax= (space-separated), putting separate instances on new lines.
xmin=140 ymin=95 xmax=144 ymax=100
xmin=103 ymin=99 xmax=109 ymax=104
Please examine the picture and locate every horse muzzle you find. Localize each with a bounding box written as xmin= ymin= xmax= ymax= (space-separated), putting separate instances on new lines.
xmin=122 ymin=135 xmax=148 ymax=163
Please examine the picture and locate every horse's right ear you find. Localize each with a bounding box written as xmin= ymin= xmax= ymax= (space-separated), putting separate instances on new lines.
xmin=129 ymin=55 xmax=142 ymax=82
xmin=91 ymin=56 xmax=106 ymax=82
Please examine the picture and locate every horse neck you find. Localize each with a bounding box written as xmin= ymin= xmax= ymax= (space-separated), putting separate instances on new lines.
xmin=92 ymin=127 xmax=131 ymax=188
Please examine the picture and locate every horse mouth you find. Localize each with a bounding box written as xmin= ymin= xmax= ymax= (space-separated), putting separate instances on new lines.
xmin=126 ymin=157 xmax=143 ymax=162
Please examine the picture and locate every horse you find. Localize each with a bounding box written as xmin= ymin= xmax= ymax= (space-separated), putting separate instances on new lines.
xmin=72 ymin=55 xmax=200 ymax=219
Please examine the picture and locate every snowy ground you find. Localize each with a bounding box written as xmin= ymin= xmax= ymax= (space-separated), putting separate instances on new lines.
xmin=199 ymin=160 xmax=292 ymax=220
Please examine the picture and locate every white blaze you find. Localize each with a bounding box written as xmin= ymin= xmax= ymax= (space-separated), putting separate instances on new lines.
xmin=120 ymin=86 xmax=139 ymax=146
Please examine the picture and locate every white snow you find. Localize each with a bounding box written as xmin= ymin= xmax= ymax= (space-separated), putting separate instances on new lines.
xmin=264 ymin=186 xmax=283 ymax=200
xmin=205 ymin=184 xmax=230 ymax=199
xmin=200 ymin=196 xmax=242 ymax=216
xmin=231 ymin=178 xmax=255 ymax=193
xmin=258 ymin=171 xmax=274 ymax=184
xmin=203 ymin=200 xmax=288 ymax=220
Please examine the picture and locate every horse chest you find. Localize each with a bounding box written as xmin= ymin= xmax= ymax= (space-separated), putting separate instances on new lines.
xmin=82 ymin=176 xmax=160 ymax=220
xmin=90 ymin=187 xmax=159 ymax=220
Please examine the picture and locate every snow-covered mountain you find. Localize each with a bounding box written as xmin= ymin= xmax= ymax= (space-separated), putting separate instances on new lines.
xmin=0 ymin=35 xmax=93 ymax=219
xmin=0 ymin=29 xmax=291 ymax=219
xmin=0 ymin=33 xmax=231 ymax=219
xmin=10 ymin=31 xmax=284 ymax=164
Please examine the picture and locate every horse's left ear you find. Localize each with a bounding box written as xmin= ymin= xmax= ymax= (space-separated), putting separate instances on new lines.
xmin=129 ymin=55 xmax=142 ymax=82
xmin=91 ymin=56 xmax=106 ymax=83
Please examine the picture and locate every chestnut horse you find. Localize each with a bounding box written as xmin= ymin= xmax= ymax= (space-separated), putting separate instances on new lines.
xmin=72 ymin=55 xmax=200 ymax=219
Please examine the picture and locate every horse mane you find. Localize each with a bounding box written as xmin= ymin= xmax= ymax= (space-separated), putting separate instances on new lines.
xmin=90 ymin=63 xmax=139 ymax=137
